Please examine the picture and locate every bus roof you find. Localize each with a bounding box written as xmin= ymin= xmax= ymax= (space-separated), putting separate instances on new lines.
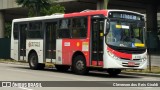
xmin=64 ymin=10 xmax=108 ymax=18
xmin=13 ymin=14 xmax=64 ymax=22
xmin=13 ymin=9 xmax=144 ymax=23
xmin=13 ymin=10 xmax=108 ymax=23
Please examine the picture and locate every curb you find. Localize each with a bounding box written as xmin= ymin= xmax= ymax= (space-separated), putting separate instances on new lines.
xmin=0 ymin=61 xmax=28 ymax=66
xmin=122 ymin=72 xmax=160 ymax=77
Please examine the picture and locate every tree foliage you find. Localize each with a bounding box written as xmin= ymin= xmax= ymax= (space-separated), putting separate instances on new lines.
xmin=16 ymin=0 xmax=65 ymax=17
xmin=41 ymin=4 xmax=65 ymax=15
xmin=4 ymin=22 xmax=12 ymax=38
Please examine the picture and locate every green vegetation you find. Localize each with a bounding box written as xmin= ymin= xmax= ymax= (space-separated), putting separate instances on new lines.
xmin=40 ymin=4 xmax=65 ymax=15
xmin=3 ymin=0 xmax=65 ymax=39
xmin=123 ymin=66 xmax=160 ymax=74
xmin=0 ymin=59 xmax=17 ymax=63
xmin=0 ymin=59 xmax=27 ymax=64
xmin=16 ymin=0 xmax=65 ymax=17
xmin=4 ymin=22 xmax=12 ymax=38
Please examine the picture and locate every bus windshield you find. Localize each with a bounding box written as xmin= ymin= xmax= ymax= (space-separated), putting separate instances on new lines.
xmin=106 ymin=19 xmax=145 ymax=48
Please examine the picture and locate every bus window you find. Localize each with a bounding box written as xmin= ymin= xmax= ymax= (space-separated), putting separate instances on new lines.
xmin=58 ymin=19 xmax=71 ymax=38
xmin=28 ymin=21 xmax=43 ymax=39
xmin=13 ymin=23 xmax=18 ymax=40
xmin=72 ymin=17 xmax=87 ymax=38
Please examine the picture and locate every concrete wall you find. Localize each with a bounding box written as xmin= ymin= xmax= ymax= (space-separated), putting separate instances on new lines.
xmin=0 ymin=0 xmax=19 ymax=10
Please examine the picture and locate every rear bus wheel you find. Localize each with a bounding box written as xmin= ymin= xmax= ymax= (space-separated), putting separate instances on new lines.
xmin=28 ymin=52 xmax=44 ymax=70
xmin=72 ymin=55 xmax=88 ymax=75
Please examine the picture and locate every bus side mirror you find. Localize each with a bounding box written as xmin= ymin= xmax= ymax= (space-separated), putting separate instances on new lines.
xmin=104 ymin=18 xmax=110 ymax=36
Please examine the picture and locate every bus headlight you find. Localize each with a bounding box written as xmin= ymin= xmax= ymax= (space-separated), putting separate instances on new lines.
xmin=107 ymin=51 xmax=120 ymax=60
xmin=142 ymin=56 xmax=147 ymax=62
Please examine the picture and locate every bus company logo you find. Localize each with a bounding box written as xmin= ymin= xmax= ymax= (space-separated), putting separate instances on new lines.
xmin=28 ymin=42 xmax=40 ymax=47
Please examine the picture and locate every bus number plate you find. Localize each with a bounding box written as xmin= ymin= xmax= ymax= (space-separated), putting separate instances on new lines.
xmin=128 ymin=62 xmax=135 ymax=66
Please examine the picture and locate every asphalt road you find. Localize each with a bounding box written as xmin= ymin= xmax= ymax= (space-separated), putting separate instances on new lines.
xmin=0 ymin=63 xmax=160 ymax=90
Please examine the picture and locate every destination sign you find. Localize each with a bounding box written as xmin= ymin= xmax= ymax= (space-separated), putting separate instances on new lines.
xmin=108 ymin=11 xmax=144 ymax=20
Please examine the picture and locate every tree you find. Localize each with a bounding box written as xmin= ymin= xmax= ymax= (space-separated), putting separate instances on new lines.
xmin=41 ymin=4 xmax=65 ymax=15
xmin=4 ymin=22 xmax=12 ymax=38
xmin=16 ymin=0 xmax=51 ymax=16
xmin=16 ymin=0 xmax=65 ymax=17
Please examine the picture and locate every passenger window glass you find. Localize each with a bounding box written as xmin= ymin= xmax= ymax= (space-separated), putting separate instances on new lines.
xmin=13 ymin=23 xmax=18 ymax=39
xmin=72 ymin=17 xmax=87 ymax=38
xmin=28 ymin=22 xmax=43 ymax=38
xmin=58 ymin=19 xmax=71 ymax=38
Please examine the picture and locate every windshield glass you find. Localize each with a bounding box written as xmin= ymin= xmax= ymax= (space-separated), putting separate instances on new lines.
xmin=106 ymin=19 xmax=145 ymax=48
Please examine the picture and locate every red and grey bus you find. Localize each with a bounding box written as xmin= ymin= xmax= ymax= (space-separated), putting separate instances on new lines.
xmin=10 ymin=9 xmax=147 ymax=76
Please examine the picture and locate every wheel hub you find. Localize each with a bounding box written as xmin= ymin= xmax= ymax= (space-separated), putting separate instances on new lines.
xmin=76 ymin=60 xmax=84 ymax=70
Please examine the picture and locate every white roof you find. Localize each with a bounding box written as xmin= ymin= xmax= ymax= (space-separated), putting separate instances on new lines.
xmin=13 ymin=14 xmax=64 ymax=22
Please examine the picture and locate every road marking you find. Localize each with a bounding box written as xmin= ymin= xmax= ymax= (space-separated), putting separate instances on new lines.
xmin=19 ymin=87 xmax=33 ymax=90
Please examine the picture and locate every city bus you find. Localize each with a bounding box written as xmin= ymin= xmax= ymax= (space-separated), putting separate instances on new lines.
xmin=10 ymin=9 xmax=147 ymax=76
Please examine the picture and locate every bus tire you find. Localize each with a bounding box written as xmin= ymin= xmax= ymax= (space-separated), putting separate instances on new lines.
xmin=55 ymin=65 xmax=70 ymax=71
xmin=28 ymin=52 xmax=44 ymax=70
xmin=107 ymin=69 xmax=121 ymax=76
xmin=72 ymin=55 xmax=88 ymax=75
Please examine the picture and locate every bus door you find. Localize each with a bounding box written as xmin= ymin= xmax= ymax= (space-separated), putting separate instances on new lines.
xmin=19 ymin=23 xmax=27 ymax=61
xmin=91 ymin=18 xmax=104 ymax=66
xmin=45 ymin=21 xmax=57 ymax=63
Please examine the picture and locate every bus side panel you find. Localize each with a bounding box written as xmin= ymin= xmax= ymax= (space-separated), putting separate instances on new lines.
xmin=62 ymin=39 xmax=90 ymax=66
xmin=26 ymin=40 xmax=44 ymax=63
xmin=13 ymin=40 xmax=19 ymax=60
xmin=56 ymin=39 xmax=63 ymax=64
xmin=10 ymin=24 xmax=15 ymax=60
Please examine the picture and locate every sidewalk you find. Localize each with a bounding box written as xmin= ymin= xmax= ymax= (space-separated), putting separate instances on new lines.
xmin=148 ymin=54 xmax=160 ymax=67
xmin=122 ymin=72 xmax=160 ymax=77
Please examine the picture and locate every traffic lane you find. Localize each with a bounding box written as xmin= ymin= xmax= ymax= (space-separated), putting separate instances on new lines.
xmin=0 ymin=63 xmax=159 ymax=81
xmin=0 ymin=63 xmax=144 ymax=81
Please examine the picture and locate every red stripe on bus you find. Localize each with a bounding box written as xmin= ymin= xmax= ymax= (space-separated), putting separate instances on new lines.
xmin=64 ymin=10 xmax=108 ymax=18
xmin=107 ymin=47 xmax=132 ymax=60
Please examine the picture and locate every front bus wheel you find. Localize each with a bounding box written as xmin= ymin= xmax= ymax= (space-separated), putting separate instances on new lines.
xmin=72 ymin=55 xmax=88 ymax=75
xmin=28 ymin=53 xmax=45 ymax=70
xmin=107 ymin=69 xmax=121 ymax=76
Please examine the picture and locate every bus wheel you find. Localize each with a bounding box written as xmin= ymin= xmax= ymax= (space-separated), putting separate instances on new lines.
xmin=55 ymin=65 xmax=70 ymax=71
xmin=72 ymin=55 xmax=88 ymax=75
xmin=28 ymin=53 xmax=44 ymax=70
xmin=107 ymin=69 xmax=121 ymax=76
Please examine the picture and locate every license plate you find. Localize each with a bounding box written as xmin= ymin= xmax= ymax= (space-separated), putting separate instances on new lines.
xmin=128 ymin=62 xmax=135 ymax=66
